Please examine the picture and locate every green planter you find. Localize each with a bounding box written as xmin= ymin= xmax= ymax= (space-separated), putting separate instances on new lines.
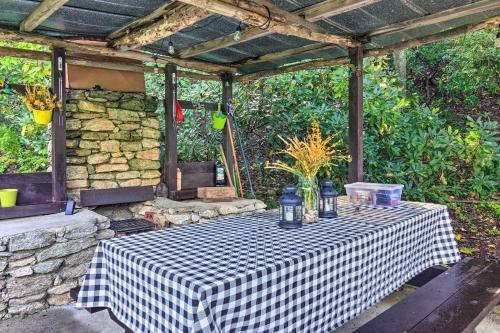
xmin=0 ymin=189 xmax=18 ymax=207
xmin=213 ymin=112 xmax=227 ymax=129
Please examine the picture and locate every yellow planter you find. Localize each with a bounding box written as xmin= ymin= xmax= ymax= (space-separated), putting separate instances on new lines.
xmin=0 ymin=189 xmax=18 ymax=207
xmin=31 ymin=108 xmax=53 ymax=125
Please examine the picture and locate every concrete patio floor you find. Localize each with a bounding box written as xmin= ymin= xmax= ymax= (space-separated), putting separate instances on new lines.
xmin=0 ymin=286 xmax=498 ymax=333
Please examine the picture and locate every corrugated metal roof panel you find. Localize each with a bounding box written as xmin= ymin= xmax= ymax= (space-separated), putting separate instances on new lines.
xmin=0 ymin=0 xmax=35 ymax=27
xmin=321 ymin=10 xmax=383 ymax=36
xmin=65 ymin=0 xmax=169 ymax=18
xmin=40 ymin=6 xmax=134 ymax=36
xmin=411 ymin=0 xmax=473 ymax=13
xmin=0 ymin=0 xmax=497 ymax=74
xmin=362 ymin=0 xmax=423 ymax=24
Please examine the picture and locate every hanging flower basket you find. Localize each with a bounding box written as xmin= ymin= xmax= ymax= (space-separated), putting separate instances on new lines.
xmin=31 ymin=107 xmax=53 ymax=125
xmin=23 ymin=85 xmax=59 ymax=126
xmin=213 ymin=112 xmax=227 ymax=129
xmin=213 ymin=103 xmax=227 ymax=129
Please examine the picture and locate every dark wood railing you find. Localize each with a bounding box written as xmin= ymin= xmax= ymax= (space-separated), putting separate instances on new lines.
xmin=0 ymin=172 xmax=65 ymax=220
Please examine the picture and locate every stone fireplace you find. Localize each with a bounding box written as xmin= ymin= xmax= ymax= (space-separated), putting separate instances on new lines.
xmin=63 ymin=89 xmax=161 ymax=203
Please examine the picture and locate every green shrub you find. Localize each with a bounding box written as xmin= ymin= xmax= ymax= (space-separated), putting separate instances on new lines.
xmin=232 ymin=59 xmax=498 ymax=202
xmin=0 ymin=41 xmax=50 ymax=173
xmin=407 ymin=28 xmax=499 ymax=109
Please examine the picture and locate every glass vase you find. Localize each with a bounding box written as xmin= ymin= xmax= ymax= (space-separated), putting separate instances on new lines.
xmin=299 ymin=179 xmax=319 ymax=224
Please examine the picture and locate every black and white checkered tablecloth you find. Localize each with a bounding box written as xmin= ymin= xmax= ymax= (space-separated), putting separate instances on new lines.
xmin=76 ymin=198 xmax=460 ymax=333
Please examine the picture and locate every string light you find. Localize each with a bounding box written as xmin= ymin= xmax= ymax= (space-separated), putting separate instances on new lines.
xmin=291 ymin=75 xmax=297 ymax=85
xmin=144 ymin=16 xmax=224 ymax=57
xmin=168 ymin=37 xmax=175 ymax=55
xmin=234 ymin=23 xmax=242 ymax=42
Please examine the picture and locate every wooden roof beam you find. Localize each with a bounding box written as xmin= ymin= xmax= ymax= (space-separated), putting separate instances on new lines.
xmin=178 ymin=0 xmax=376 ymax=59
xmin=239 ymin=0 xmax=499 ymax=67
xmin=236 ymin=58 xmax=347 ymax=82
xmin=239 ymin=42 xmax=332 ymax=65
xmin=20 ymin=0 xmax=68 ymax=32
xmin=0 ymin=28 xmax=236 ymax=74
xmin=252 ymin=0 xmax=328 ymax=33
xmin=177 ymin=0 xmax=359 ymax=49
xmin=178 ymin=26 xmax=271 ymax=59
xmin=366 ymin=15 xmax=500 ymax=56
xmin=231 ymin=0 xmax=333 ymax=65
xmin=0 ymin=46 xmax=220 ymax=80
xmin=236 ymin=16 xmax=500 ymax=82
xmin=108 ymin=2 xmax=181 ymax=40
xmin=109 ymin=3 xmax=211 ymax=51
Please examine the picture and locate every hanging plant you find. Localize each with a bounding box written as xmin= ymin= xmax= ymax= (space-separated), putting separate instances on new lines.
xmin=23 ymin=85 xmax=60 ymax=125
xmin=213 ymin=103 xmax=227 ymax=129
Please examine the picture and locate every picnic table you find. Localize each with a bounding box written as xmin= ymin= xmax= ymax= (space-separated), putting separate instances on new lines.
xmin=76 ymin=197 xmax=460 ymax=333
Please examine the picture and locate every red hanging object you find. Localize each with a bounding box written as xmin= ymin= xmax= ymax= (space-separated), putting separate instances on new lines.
xmin=175 ymin=100 xmax=184 ymax=122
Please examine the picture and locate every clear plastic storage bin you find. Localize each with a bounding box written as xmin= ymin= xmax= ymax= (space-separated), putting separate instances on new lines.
xmin=344 ymin=182 xmax=403 ymax=207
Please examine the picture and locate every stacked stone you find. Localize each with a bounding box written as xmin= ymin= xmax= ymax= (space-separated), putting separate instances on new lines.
xmin=65 ymin=90 xmax=161 ymax=202
xmin=0 ymin=218 xmax=113 ymax=319
xmin=129 ymin=199 xmax=268 ymax=227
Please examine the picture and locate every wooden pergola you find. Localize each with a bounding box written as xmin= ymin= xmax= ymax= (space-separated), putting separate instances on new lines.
xmin=0 ymin=0 xmax=498 ymax=212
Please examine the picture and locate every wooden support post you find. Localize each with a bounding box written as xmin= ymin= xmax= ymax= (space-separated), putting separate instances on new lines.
xmin=221 ymin=73 xmax=235 ymax=186
xmin=51 ymin=47 xmax=67 ymax=202
xmin=348 ymin=46 xmax=363 ymax=183
xmin=164 ymin=63 xmax=178 ymax=198
xmin=393 ymin=50 xmax=407 ymax=91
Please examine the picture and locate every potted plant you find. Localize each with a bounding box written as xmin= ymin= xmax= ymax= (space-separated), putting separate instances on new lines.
xmin=23 ymin=85 xmax=59 ymax=125
xmin=0 ymin=189 xmax=18 ymax=207
xmin=266 ymin=121 xmax=350 ymax=223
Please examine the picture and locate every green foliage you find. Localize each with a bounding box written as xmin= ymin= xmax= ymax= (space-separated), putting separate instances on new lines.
xmin=407 ymin=28 xmax=499 ymax=109
xmin=144 ymin=40 xmax=498 ymax=203
xmin=459 ymin=246 xmax=478 ymax=255
xmin=233 ymin=58 xmax=498 ymax=203
xmin=487 ymin=226 xmax=500 ymax=237
xmin=0 ymin=41 xmax=51 ymax=173
xmin=145 ymin=72 xmax=223 ymax=162
xmin=0 ymin=119 xmax=48 ymax=173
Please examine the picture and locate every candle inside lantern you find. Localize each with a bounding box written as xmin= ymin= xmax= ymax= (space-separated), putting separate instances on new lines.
xmin=278 ymin=185 xmax=303 ymax=229
xmin=319 ymin=180 xmax=338 ymax=218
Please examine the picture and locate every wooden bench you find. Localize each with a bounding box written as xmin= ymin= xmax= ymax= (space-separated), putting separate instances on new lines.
xmin=354 ymin=258 xmax=500 ymax=333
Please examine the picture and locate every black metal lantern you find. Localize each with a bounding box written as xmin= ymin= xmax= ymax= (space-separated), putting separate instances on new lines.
xmin=319 ymin=180 xmax=338 ymax=218
xmin=278 ymin=185 xmax=303 ymax=229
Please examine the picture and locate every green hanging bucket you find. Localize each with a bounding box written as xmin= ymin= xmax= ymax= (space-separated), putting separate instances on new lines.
xmin=0 ymin=189 xmax=18 ymax=207
xmin=213 ymin=103 xmax=227 ymax=129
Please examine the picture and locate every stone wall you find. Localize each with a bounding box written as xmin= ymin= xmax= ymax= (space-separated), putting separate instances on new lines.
xmin=64 ymin=90 xmax=161 ymax=203
xmin=91 ymin=198 xmax=268 ymax=225
xmin=128 ymin=198 xmax=267 ymax=226
xmin=0 ymin=211 xmax=113 ymax=319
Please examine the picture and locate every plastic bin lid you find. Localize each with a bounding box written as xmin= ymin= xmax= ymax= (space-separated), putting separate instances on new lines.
xmin=344 ymin=182 xmax=404 ymax=189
